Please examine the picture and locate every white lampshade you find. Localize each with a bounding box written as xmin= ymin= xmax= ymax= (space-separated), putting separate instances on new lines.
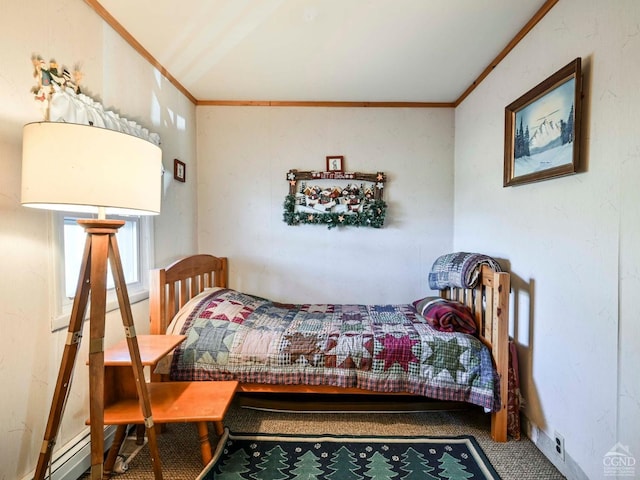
xmin=21 ymin=122 xmax=162 ymax=216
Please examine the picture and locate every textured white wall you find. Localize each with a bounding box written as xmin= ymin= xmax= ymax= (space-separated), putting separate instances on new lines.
xmin=196 ymin=106 xmax=454 ymax=305
xmin=0 ymin=1 xmax=197 ymax=478
xmin=454 ymin=1 xmax=640 ymax=478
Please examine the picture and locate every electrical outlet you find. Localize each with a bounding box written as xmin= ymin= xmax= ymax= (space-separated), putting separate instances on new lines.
xmin=554 ymin=431 xmax=565 ymax=461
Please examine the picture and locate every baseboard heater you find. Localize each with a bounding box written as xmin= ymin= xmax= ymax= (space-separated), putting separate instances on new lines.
xmin=21 ymin=426 xmax=117 ymax=480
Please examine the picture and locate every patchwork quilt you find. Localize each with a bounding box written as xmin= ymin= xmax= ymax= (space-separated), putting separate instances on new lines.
xmin=167 ymin=288 xmax=500 ymax=411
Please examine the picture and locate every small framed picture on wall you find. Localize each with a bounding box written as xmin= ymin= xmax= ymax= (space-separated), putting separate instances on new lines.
xmin=326 ymin=155 xmax=344 ymax=172
xmin=174 ymin=159 xmax=186 ymax=182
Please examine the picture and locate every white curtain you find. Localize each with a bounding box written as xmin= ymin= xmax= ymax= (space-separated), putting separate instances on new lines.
xmin=47 ymin=85 xmax=160 ymax=146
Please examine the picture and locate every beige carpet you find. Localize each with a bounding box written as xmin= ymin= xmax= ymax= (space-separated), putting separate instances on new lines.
xmin=81 ymin=404 xmax=565 ymax=479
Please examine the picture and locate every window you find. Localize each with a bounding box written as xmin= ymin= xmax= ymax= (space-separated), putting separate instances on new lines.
xmin=51 ymin=213 xmax=153 ymax=331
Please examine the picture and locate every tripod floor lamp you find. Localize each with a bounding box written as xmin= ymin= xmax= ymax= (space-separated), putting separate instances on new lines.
xmin=21 ymin=122 xmax=164 ymax=480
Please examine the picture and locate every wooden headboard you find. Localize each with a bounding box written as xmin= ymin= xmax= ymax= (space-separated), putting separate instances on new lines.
xmin=150 ymin=254 xmax=228 ymax=335
xmin=149 ymin=254 xmax=510 ymax=442
xmin=439 ymin=265 xmax=511 ymax=441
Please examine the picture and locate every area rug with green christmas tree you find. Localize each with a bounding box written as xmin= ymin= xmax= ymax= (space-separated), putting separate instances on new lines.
xmin=198 ymin=429 xmax=501 ymax=479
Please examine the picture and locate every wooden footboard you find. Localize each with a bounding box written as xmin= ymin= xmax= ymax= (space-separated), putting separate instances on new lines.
xmin=149 ymin=255 xmax=510 ymax=442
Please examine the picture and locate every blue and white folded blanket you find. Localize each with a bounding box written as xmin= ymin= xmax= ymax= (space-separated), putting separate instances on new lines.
xmin=428 ymin=252 xmax=502 ymax=290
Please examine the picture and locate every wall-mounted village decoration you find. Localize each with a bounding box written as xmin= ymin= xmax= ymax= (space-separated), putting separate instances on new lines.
xmin=283 ymin=168 xmax=387 ymax=229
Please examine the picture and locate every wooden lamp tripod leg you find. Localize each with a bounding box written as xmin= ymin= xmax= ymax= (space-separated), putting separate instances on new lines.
xmin=87 ymin=224 xmax=109 ymax=479
xmin=107 ymin=232 xmax=163 ymax=479
xmin=33 ymin=235 xmax=92 ymax=480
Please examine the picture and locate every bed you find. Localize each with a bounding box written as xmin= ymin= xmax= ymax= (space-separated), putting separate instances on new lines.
xmin=149 ymin=253 xmax=511 ymax=442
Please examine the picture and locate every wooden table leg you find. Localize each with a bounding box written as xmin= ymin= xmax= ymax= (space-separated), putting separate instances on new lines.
xmin=135 ymin=424 xmax=146 ymax=445
xmin=103 ymin=425 xmax=127 ymax=480
xmin=214 ymin=421 xmax=224 ymax=436
xmin=196 ymin=422 xmax=212 ymax=465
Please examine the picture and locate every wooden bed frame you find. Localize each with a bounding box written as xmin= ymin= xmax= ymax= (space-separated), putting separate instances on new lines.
xmin=149 ymin=254 xmax=511 ymax=442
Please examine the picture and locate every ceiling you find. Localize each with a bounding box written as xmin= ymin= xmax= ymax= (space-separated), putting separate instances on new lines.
xmin=94 ymin=0 xmax=553 ymax=105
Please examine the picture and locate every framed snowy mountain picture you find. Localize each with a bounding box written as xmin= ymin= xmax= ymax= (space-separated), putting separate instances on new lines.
xmin=503 ymin=58 xmax=582 ymax=187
